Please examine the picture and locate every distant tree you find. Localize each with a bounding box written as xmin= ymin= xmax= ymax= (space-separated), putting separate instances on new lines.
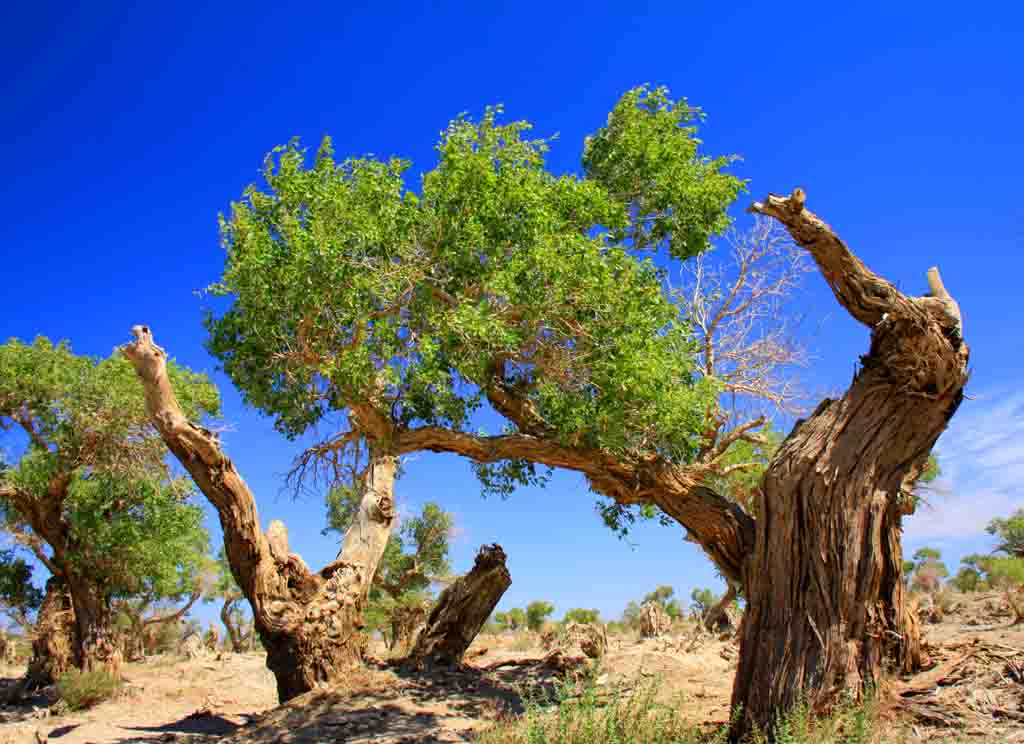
xmin=986 ymin=557 xmax=1024 ymax=623
xmin=622 ymin=600 xmax=642 ymax=628
xmin=563 ymin=608 xmax=600 ymax=625
xmin=987 ymin=509 xmax=1024 ymax=558
xmin=507 ymin=607 xmax=527 ymax=631
xmin=0 ymin=337 xmax=217 ymax=676
xmin=690 ymin=587 xmax=719 ymax=619
xmin=909 ymin=547 xmax=949 ymax=594
xmin=642 ymin=585 xmax=682 ymax=618
xmin=526 ymin=600 xmax=555 ymax=631
xmin=203 ymin=549 xmax=254 ymax=653
xmin=326 ymin=488 xmax=453 ymax=646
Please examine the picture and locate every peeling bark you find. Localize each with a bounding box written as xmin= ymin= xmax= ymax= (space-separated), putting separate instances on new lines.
xmin=122 ymin=327 xmax=398 ymax=701
xmin=728 ymin=190 xmax=969 ymax=740
xmin=407 ymin=544 xmax=511 ymax=667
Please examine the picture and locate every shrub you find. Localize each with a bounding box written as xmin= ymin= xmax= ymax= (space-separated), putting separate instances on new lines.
xmin=56 ymin=668 xmax=122 ymax=710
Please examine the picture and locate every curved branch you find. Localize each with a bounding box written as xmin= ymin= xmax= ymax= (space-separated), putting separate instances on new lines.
xmin=748 ymin=189 xmax=963 ymax=343
xmin=142 ymin=588 xmax=201 ymax=627
xmin=748 ymin=189 xmax=911 ymax=328
xmin=121 ymin=325 xmax=306 ymax=634
xmin=395 ymin=426 xmax=754 ymax=585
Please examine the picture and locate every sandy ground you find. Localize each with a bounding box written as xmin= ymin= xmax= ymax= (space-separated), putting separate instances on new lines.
xmin=0 ymin=593 xmax=1021 ymax=743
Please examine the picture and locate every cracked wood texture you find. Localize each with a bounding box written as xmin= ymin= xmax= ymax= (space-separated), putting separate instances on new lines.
xmin=728 ymin=190 xmax=968 ymax=740
xmin=407 ymin=544 xmax=511 ymax=667
xmin=122 ymin=326 xmax=397 ymax=702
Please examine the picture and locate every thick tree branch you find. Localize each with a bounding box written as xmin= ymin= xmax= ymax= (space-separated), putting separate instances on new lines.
xmin=749 ymin=189 xmax=939 ymax=330
xmin=142 ymin=588 xmax=201 ymax=627
xmin=395 ymin=426 xmax=754 ymax=585
xmin=121 ymin=325 xmax=307 ymax=633
xmin=122 ymin=325 xmax=398 ymax=655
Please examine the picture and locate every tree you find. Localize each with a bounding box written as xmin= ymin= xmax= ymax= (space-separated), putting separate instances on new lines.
xmin=526 ymin=600 xmax=555 ymax=631
xmin=325 ymin=487 xmax=454 ymax=648
xmin=126 ymin=87 xmax=968 ymax=734
xmin=988 ymin=509 xmax=1024 ymax=558
xmin=0 ymin=548 xmax=44 ymax=631
xmin=0 ymin=338 xmax=217 ymax=676
xmin=642 ymin=585 xmax=682 ymax=618
xmin=563 ymin=608 xmax=600 ymax=625
xmin=202 ymin=548 xmax=255 ymax=653
xmin=986 ymin=557 xmax=1024 ymax=624
xmin=690 ymin=587 xmax=719 ymax=619
xmin=908 ymin=547 xmax=949 ymax=594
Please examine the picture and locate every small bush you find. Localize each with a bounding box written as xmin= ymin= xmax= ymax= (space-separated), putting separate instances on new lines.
xmin=56 ymin=668 xmax=122 ymax=710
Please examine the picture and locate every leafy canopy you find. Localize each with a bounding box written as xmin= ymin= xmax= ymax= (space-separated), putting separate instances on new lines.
xmin=0 ymin=337 xmax=218 ymax=598
xmin=205 ymin=86 xmax=742 ymax=478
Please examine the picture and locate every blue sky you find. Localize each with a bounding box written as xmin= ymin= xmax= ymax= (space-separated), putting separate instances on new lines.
xmin=2 ymin=2 xmax=1022 ymax=630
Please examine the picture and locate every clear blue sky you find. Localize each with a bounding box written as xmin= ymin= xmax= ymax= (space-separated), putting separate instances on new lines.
xmin=2 ymin=2 xmax=1022 ymax=630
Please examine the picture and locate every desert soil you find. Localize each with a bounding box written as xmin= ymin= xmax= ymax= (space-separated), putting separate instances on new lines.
xmin=0 ymin=591 xmax=1021 ymax=743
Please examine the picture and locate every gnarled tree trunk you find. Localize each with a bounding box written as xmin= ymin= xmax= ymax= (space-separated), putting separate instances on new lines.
xmin=407 ymin=544 xmax=511 ymax=667
xmin=66 ymin=575 xmax=122 ymax=677
xmin=123 ymin=327 xmax=398 ymax=702
xmin=728 ymin=191 xmax=968 ymax=740
xmin=17 ymin=577 xmax=74 ymax=695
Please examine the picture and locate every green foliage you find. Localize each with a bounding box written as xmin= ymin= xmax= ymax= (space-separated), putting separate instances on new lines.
xmin=987 ymin=508 xmax=1024 ymax=558
xmin=205 ymin=87 xmax=739 ymax=496
xmin=908 ymin=547 xmax=949 ymax=594
xmin=326 ymin=484 xmax=453 ymax=633
xmin=690 ymin=587 xmax=719 ymax=618
xmin=526 ymin=600 xmax=555 ymax=631
xmin=70 ymin=477 xmax=209 ymax=598
xmin=912 ymin=547 xmax=942 ymax=565
xmin=0 ymin=548 xmax=43 ymax=618
xmin=563 ymin=608 xmax=600 ymax=625
xmin=0 ymin=337 xmax=217 ymax=609
xmin=987 ymin=556 xmax=1024 ymax=587
xmin=642 ymin=585 xmax=682 ymax=618
xmin=56 ymin=668 xmax=122 ymax=710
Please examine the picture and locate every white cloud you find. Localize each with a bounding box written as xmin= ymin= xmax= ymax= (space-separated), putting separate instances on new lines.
xmin=903 ymin=389 xmax=1024 ymax=541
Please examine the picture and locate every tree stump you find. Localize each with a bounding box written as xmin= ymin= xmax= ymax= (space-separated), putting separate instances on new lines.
xmin=639 ymin=602 xmax=671 ymax=638
xmin=407 ymin=544 xmax=511 ymax=667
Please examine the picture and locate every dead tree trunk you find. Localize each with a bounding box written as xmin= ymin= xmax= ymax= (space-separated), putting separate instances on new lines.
xmin=729 ymin=190 xmax=969 ymax=740
xmin=123 ymin=326 xmax=397 ymax=702
xmin=407 ymin=544 xmax=511 ymax=667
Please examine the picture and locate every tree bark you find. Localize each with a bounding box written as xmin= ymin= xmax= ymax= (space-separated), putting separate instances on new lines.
xmin=65 ymin=574 xmax=122 ymax=677
xmin=19 ymin=578 xmax=74 ymax=694
xmin=728 ymin=190 xmax=968 ymax=740
xmin=123 ymin=326 xmax=398 ymax=701
xmin=407 ymin=544 xmax=511 ymax=667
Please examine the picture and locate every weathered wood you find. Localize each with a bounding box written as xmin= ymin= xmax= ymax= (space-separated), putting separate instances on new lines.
xmin=407 ymin=544 xmax=511 ymax=666
xmin=729 ymin=190 xmax=969 ymax=740
xmin=123 ymin=326 xmax=399 ymax=701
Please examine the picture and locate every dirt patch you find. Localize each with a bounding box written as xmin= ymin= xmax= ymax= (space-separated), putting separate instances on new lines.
xmin=1 ymin=597 xmax=1022 ymax=743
